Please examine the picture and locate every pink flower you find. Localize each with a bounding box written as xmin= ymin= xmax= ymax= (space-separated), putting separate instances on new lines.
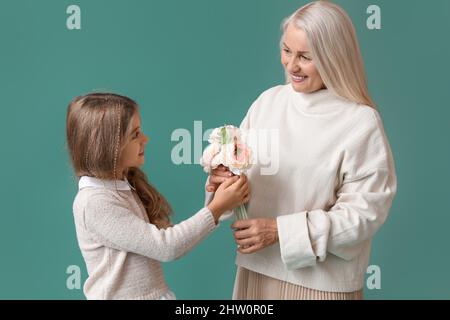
xmin=234 ymin=143 xmax=251 ymax=169
xmin=199 ymin=142 xmax=221 ymax=173
xmin=200 ymin=125 xmax=252 ymax=175
xmin=201 ymin=125 xmax=251 ymax=221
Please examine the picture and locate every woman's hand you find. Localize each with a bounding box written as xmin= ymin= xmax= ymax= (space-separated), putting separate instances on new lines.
xmin=206 ymin=165 xmax=234 ymax=192
xmin=231 ymin=218 xmax=279 ymax=254
xmin=207 ymin=175 xmax=250 ymax=223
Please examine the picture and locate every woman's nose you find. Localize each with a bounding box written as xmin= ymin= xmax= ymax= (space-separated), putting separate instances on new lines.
xmin=287 ymin=56 xmax=300 ymax=72
xmin=287 ymin=58 xmax=300 ymax=72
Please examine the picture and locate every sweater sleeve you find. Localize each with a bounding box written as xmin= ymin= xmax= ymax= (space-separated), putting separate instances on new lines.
xmin=84 ymin=192 xmax=218 ymax=262
xmin=277 ymin=109 xmax=397 ymax=269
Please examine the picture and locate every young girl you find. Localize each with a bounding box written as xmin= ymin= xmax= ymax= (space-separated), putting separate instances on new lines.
xmin=66 ymin=93 xmax=249 ymax=300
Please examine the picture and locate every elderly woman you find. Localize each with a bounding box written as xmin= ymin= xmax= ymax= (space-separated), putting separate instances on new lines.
xmin=206 ymin=1 xmax=397 ymax=300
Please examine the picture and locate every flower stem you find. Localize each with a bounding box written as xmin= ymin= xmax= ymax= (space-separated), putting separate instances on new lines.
xmin=234 ymin=204 xmax=248 ymax=221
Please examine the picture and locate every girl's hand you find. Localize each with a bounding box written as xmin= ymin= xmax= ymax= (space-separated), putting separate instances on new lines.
xmin=207 ymin=175 xmax=250 ymax=223
xmin=206 ymin=165 xmax=234 ymax=192
xmin=231 ymin=218 xmax=279 ymax=254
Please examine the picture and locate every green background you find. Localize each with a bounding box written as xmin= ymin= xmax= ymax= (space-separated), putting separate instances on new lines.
xmin=1 ymin=0 xmax=449 ymax=299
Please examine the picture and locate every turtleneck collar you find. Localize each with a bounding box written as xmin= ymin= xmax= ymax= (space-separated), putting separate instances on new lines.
xmin=288 ymin=84 xmax=350 ymax=115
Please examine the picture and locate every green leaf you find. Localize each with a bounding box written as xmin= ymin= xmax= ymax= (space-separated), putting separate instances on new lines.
xmin=220 ymin=126 xmax=230 ymax=144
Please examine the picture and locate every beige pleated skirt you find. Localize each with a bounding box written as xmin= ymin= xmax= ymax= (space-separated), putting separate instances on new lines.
xmin=233 ymin=267 xmax=363 ymax=300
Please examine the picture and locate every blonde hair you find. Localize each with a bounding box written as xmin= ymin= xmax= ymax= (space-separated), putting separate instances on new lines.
xmin=282 ymin=1 xmax=376 ymax=108
xmin=66 ymin=93 xmax=172 ymax=229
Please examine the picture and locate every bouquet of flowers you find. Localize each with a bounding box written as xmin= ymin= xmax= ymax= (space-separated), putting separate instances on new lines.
xmin=200 ymin=125 xmax=252 ymax=220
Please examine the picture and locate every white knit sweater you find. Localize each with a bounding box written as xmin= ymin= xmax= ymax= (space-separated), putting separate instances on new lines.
xmin=206 ymin=84 xmax=397 ymax=292
xmin=72 ymin=176 xmax=217 ymax=300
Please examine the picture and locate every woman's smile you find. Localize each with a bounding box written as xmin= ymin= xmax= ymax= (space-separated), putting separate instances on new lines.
xmin=290 ymin=74 xmax=308 ymax=83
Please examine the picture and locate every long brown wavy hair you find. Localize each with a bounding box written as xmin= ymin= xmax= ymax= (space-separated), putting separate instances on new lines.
xmin=66 ymin=92 xmax=172 ymax=229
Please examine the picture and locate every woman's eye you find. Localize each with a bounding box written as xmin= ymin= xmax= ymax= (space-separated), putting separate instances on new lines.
xmin=283 ymin=48 xmax=291 ymax=54
xmin=300 ymin=55 xmax=311 ymax=61
xmin=133 ymin=131 xmax=140 ymax=139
